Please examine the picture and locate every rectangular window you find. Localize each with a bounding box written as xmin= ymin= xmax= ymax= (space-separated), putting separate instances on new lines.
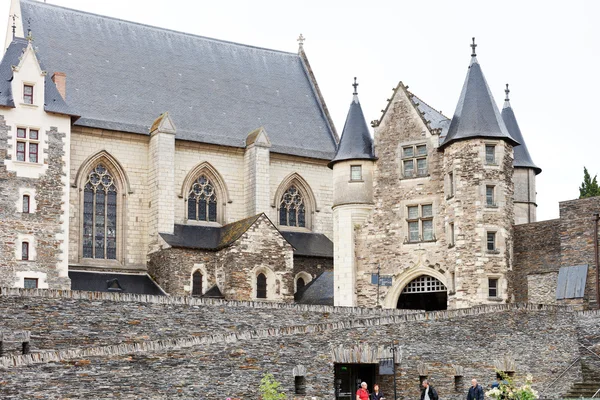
xmin=23 ymin=84 xmax=33 ymax=104
xmin=29 ymin=143 xmax=38 ymax=163
xmin=16 ymin=141 xmax=26 ymax=161
xmin=489 ymin=278 xmax=498 ymax=297
xmin=23 ymin=195 xmax=30 ymax=213
xmin=29 ymin=129 xmax=38 ymax=140
xmin=485 ymin=145 xmax=496 ymax=164
xmin=487 ymin=232 xmax=496 ymax=251
xmin=407 ymin=204 xmax=434 ymax=242
xmin=350 ymin=165 xmax=362 ymax=181
xmin=448 ymin=172 xmax=454 ymax=197
xmin=17 ymin=127 xmax=26 ymax=138
xmin=23 ymin=278 xmax=38 ymax=289
xmin=449 ymin=222 xmax=455 ymax=246
xmin=22 ymin=242 xmax=29 ymax=260
xmin=402 ymin=144 xmax=428 ymax=178
xmin=486 ymin=185 xmax=495 ymax=206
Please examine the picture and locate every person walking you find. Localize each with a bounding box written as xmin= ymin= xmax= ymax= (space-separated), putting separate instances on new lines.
xmin=420 ymin=379 xmax=439 ymax=400
xmin=371 ymin=384 xmax=384 ymax=400
xmin=467 ymin=379 xmax=484 ymax=400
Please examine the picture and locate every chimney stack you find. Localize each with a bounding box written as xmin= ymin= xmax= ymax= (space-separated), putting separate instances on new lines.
xmin=51 ymin=72 xmax=66 ymax=100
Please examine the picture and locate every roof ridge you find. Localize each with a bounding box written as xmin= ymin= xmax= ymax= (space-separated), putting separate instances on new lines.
xmin=21 ymin=0 xmax=298 ymax=56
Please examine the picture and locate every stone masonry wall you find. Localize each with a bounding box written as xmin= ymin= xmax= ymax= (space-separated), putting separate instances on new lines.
xmin=559 ymin=197 xmax=600 ymax=309
xmin=0 ymin=301 xmax=589 ymax=400
xmin=512 ymin=219 xmax=561 ymax=303
xmin=355 ymin=86 xmax=448 ymax=308
xmin=0 ymin=115 xmax=70 ymax=289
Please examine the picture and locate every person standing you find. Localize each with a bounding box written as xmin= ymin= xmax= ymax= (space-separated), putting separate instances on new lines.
xmin=356 ymin=382 xmax=369 ymax=400
xmin=420 ymin=379 xmax=439 ymax=400
xmin=371 ymin=384 xmax=384 ymax=400
xmin=467 ymin=379 xmax=484 ymax=400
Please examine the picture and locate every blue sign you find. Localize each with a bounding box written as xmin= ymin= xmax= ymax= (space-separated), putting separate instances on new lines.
xmin=371 ymin=274 xmax=393 ymax=287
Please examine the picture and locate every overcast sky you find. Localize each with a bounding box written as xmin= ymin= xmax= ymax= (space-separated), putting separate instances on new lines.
xmin=2 ymin=0 xmax=599 ymax=221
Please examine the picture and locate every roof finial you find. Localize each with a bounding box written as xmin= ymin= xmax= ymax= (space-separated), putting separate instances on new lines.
xmin=297 ymin=33 xmax=305 ymax=49
xmin=26 ymin=17 xmax=32 ymax=42
xmin=470 ymin=37 xmax=477 ymax=57
xmin=352 ymin=77 xmax=358 ymax=95
xmin=505 ymin=83 xmax=510 ymax=102
xmin=10 ymin=14 xmax=17 ymax=39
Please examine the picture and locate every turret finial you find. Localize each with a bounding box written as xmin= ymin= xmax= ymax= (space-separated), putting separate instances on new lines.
xmin=297 ymin=33 xmax=305 ymax=49
xmin=26 ymin=17 xmax=32 ymax=42
xmin=352 ymin=77 xmax=358 ymax=96
xmin=505 ymin=83 xmax=510 ymax=102
xmin=470 ymin=37 xmax=477 ymax=57
xmin=10 ymin=14 xmax=17 ymax=39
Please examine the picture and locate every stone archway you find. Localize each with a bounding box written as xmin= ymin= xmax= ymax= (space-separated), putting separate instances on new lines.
xmin=396 ymin=275 xmax=448 ymax=311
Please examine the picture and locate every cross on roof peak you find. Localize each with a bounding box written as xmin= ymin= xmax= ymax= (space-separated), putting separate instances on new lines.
xmin=505 ymin=83 xmax=510 ymax=102
xmin=10 ymin=14 xmax=18 ymax=39
xmin=297 ymin=33 xmax=305 ymax=48
xmin=352 ymin=77 xmax=358 ymax=95
xmin=471 ymin=37 xmax=477 ymax=57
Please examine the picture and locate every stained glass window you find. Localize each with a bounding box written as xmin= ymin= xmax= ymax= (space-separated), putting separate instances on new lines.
xmin=83 ymin=164 xmax=117 ymax=259
xmin=279 ymin=186 xmax=306 ymax=228
xmin=188 ymin=175 xmax=217 ymax=222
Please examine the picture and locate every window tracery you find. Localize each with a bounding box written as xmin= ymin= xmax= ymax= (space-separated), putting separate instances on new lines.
xmin=187 ymin=175 xmax=217 ymax=222
xmin=279 ymin=185 xmax=306 ymax=228
xmin=83 ymin=164 xmax=117 ymax=259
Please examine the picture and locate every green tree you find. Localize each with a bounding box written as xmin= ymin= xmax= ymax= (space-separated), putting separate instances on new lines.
xmin=259 ymin=373 xmax=286 ymax=400
xmin=579 ymin=167 xmax=600 ymax=198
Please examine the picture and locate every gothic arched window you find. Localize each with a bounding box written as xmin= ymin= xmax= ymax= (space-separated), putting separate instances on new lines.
xmin=256 ymin=273 xmax=267 ymax=299
xmin=188 ymin=175 xmax=217 ymax=222
xmin=279 ymin=186 xmax=306 ymax=228
xmin=83 ymin=164 xmax=117 ymax=259
xmin=192 ymin=270 xmax=203 ymax=296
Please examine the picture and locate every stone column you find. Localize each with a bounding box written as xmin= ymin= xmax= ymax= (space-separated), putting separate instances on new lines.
xmin=244 ymin=127 xmax=271 ymax=217
xmin=148 ymin=113 xmax=176 ymax=248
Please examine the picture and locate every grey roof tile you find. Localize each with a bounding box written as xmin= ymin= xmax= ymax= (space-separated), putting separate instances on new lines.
xmin=328 ymin=94 xmax=376 ymax=168
xmin=0 ymin=37 xmax=76 ymax=117
xmin=280 ymin=231 xmax=333 ymax=258
xmin=20 ymin=0 xmax=336 ymax=159
xmin=440 ymin=56 xmax=519 ymax=149
xmin=69 ymin=271 xmax=164 ymax=295
xmin=410 ymin=94 xmax=451 ymax=138
xmin=295 ymin=270 xmax=333 ymax=305
xmin=501 ymin=99 xmax=541 ymax=174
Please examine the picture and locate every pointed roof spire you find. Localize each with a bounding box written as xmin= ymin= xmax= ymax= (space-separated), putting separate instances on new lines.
xmin=328 ymin=78 xmax=376 ymax=168
xmin=501 ymin=85 xmax=541 ymax=174
xmin=440 ymin=39 xmax=519 ymax=149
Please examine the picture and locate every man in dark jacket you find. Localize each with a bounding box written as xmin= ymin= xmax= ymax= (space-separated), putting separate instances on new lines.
xmin=467 ymin=379 xmax=484 ymax=400
xmin=420 ymin=379 xmax=439 ymax=400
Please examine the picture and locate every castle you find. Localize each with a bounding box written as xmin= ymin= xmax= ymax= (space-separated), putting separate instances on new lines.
xmin=0 ymin=0 xmax=598 ymax=311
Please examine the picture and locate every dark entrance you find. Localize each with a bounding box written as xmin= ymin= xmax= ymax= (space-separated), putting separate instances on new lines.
xmin=397 ymin=275 xmax=448 ymax=311
xmin=334 ymin=363 xmax=376 ymax=399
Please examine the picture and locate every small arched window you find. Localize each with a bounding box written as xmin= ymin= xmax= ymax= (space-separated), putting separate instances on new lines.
xmin=192 ymin=270 xmax=203 ymax=296
xmin=296 ymin=277 xmax=306 ymax=292
xmin=279 ymin=186 xmax=305 ymax=228
xmin=188 ymin=175 xmax=217 ymax=222
xmin=83 ymin=164 xmax=118 ymax=259
xmin=22 ymin=195 xmax=30 ymax=213
xmin=256 ymin=273 xmax=267 ymax=299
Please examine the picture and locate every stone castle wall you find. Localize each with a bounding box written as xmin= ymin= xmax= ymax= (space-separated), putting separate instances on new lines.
xmin=0 ymin=115 xmax=70 ymax=289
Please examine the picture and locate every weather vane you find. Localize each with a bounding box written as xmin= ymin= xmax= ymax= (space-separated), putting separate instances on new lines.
xmin=352 ymin=77 xmax=358 ymax=95
xmin=471 ymin=37 xmax=477 ymax=57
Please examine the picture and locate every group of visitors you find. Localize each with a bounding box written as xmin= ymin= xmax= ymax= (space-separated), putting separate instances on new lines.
xmin=355 ymin=378 xmax=485 ymax=400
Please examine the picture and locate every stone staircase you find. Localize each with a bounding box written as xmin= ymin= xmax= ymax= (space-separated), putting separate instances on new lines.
xmin=563 ymin=362 xmax=600 ymax=399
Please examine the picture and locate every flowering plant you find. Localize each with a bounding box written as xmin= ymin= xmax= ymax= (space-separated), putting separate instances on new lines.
xmin=485 ymin=371 xmax=539 ymax=399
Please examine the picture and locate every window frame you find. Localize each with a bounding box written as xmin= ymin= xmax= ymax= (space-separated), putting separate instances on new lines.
xmin=485 ymin=144 xmax=496 ymax=165
xmin=21 ymin=241 xmax=29 ymax=261
xmin=448 ymin=222 xmax=455 ymax=248
xmin=15 ymin=127 xmax=41 ymax=164
xmin=486 ymin=185 xmax=496 ymax=207
xmin=192 ymin=270 xmax=203 ymax=297
xmin=187 ymin=174 xmax=218 ymax=223
xmin=488 ymin=277 xmax=499 ymax=298
xmin=256 ymin=273 xmax=267 ymax=299
xmin=401 ymin=143 xmax=428 ymax=179
xmin=486 ymin=231 xmax=497 ymax=252
xmin=23 ymin=278 xmax=38 ymax=289
xmin=279 ymin=185 xmax=307 ymax=229
xmin=22 ymin=195 xmax=30 ymax=214
xmin=23 ymin=84 xmax=34 ymax=105
xmin=406 ymin=204 xmax=435 ymax=243
xmin=350 ymin=165 xmax=362 ymax=182
xmin=448 ymin=171 xmax=455 ymax=198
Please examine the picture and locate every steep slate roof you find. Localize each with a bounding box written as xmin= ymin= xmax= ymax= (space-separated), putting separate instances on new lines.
xmin=295 ymin=271 xmax=334 ymax=306
xmin=69 ymin=271 xmax=164 ymax=295
xmin=501 ymin=93 xmax=541 ymax=174
xmin=440 ymin=54 xmax=519 ymax=149
xmin=20 ymin=0 xmax=337 ymax=159
xmin=410 ymin=94 xmax=451 ymax=138
xmin=280 ymin=231 xmax=333 ymax=258
xmin=328 ymin=92 xmax=376 ymax=168
xmin=0 ymin=37 xmax=76 ymax=116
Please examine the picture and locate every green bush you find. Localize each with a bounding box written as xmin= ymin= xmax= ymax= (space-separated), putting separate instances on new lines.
xmin=259 ymin=373 xmax=286 ymax=400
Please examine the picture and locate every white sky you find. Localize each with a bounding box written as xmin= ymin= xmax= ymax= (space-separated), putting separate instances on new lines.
xmin=2 ymin=0 xmax=599 ymax=221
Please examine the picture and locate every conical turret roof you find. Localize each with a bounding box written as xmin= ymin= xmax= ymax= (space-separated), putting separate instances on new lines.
xmin=501 ymin=85 xmax=541 ymax=174
xmin=440 ymin=40 xmax=519 ymax=149
xmin=328 ymin=79 xmax=376 ymax=168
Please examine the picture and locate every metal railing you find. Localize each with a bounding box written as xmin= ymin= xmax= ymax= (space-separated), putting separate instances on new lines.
xmin=542 ymin=343 xmax=600 ymax=397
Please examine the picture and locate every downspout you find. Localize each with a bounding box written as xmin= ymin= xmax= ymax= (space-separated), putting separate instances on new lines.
xmin=594 ymin=213 xmax=599 ymax=309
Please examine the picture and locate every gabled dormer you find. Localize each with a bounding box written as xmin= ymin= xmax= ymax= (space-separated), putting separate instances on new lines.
xmin=11 ymin=39 xmax=46 ymax=110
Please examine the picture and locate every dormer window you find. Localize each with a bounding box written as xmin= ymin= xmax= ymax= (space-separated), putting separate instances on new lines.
xmin=23 ymin=84 xmax=34 ymax=104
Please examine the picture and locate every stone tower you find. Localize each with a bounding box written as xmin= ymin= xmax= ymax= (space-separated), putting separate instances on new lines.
xmin=501 ymin=85 xmax=541 ymax=224
xmin=439 ymin=40 xmax=519 ymax=308
xmin=329 ymin=79 xmax=377 ymax=307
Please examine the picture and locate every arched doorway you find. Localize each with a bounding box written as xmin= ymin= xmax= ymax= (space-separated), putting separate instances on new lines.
xmin=397 ymin=275 xmax=447 ymax=311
